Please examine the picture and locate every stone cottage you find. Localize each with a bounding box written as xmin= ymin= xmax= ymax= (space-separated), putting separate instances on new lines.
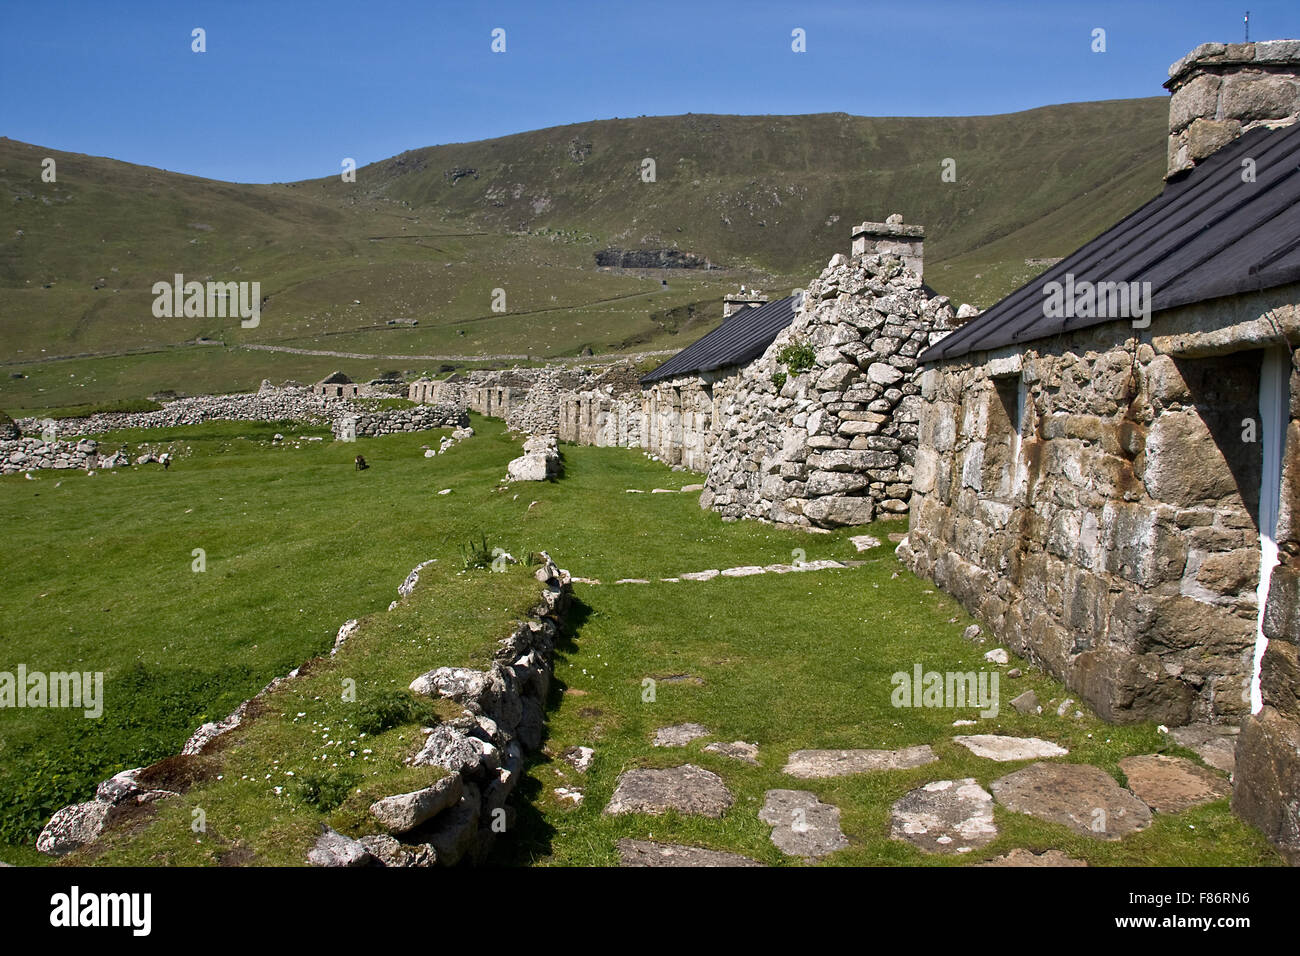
xmin=639 ymin=294 xmax=800 ymax=471
xmin=899 ymin=40 xmax=1300 ymax=861
xmin=313 ymin=371 xmax=359 ymax=399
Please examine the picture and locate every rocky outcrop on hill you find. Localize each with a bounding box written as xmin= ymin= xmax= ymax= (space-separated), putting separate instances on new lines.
xmin=594 ymin=248 xmax=715 ymax=270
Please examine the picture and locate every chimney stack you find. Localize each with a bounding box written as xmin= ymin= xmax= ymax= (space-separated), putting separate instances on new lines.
xmin=722 ymin=287 xmax=769 ymax=318
xmin=851 ymin=214 xmax=924 ymax=279
xmin=1165 ymin=39 xmax=1300 ymax=179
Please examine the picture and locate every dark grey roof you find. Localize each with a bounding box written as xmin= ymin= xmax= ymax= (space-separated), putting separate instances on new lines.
xmin=640 ymin=295 xmax=798 ymax=384
xmin=319 ymin=370 xmax=353 ymax=384
xmin=923 ymin=122 xmax=1300 ymax=363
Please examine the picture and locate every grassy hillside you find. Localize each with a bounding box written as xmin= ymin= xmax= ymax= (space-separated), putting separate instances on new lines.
xmin=0 ymin=98 xmax=1169 ymax=411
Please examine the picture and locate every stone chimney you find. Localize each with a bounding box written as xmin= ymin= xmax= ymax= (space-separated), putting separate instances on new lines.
xmin=851 ymin=214 xmax=924 ymax=279
xmin=1165 ymin=39 xmax=1300 ymax=179
xmin=722 ymin=287 xmax=769 ymax=318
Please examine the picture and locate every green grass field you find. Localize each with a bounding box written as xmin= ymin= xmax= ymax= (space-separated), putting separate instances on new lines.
xmin=0 ymin=415 xmax=1280 ymax=866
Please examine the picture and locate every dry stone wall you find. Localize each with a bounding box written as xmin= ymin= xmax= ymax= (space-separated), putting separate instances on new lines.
xmin=699 ymin=250 xmax=955 ymax=526
xmin=330 ymin=403 xmax=468 ymax=439
xmin=5 ymin=384 xmax=466 ymax=471
xmin=36 ymin=554 xmax=574 ymax=868
xmin=1 ymin=437 xmax=129 ymax=475
xmin=17 ymin=383 xmax=347 ymax=438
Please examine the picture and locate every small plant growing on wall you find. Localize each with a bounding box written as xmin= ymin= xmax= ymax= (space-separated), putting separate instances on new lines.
xmin=777 ymin=342 xmax=816 ymax=376
xmin=771 ymin=371 xmax=788 ymax=391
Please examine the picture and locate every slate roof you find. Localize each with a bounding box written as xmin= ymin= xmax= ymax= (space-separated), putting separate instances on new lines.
xmin=640 ymin=295 xmax=799 ymax=384
xmin=923 ymin=121 xmax=1300 ymax=363
xmin=318 ymin=370 xmax=353 ymax=384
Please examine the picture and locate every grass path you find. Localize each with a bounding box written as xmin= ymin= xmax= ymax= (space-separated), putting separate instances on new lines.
xmin=0 ymin=414 xmax=1281 ymax=865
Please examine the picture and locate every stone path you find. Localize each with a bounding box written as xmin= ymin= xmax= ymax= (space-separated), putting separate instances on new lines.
xmin=624 ymin=484 xmax=705 ymax=494
xmin=784 ymin=745 xmax=937 ymax=778
xmin=617 ymin=839 xmax=761 ymax=867
xmin=574 ymin=559 xmax=854 ymax=588
xmin=1168 ymin=724 xmax=1239 ymax=774
xmin=759 ymin=790 xmax=849 ymax=859
xmin=605 ymin=765 xmax=733 ymax=817
xmin=596 ymin=681 xmax=1229 ymax=864
xmin=952 ymin=734 xmax=1069 ymax=762
xmin=653 ymin=723 xmax=711 ymax=747
xmin=1117 ymin=755 xmax=1230 ymax=813
xmin=990 ymin=763 xmax=1152 ymax=840
xmin=890 ymin=779 xmax=998 ymax=854
xmin=704 ymin=741 xmax=759 ymax=765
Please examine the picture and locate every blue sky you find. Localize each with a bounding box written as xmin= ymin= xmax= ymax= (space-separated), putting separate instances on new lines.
xmin=3 ymin=0 xmax=1298 ymax=183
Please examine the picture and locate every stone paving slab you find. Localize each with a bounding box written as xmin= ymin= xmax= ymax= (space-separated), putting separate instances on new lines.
xmin=1169 ymin=724 xmax=1239 ymax=775
xmin=605 ymin=765 xmax=733 ymax=818
xmin=704 ymin=740 xmax=760 ymax=765
xmin=890 ymin=778 xmax=997 ymax=854
xmin=976 ymin=848 xmax=1087 ymax=867
xmin=617 ymin=839 xmax=762 ymax=867
xmin=653 ymin=723 xmax=711 ymax=747
xmin=953 ymin=735 xmax=1069 ymax=762
xmin=759 ymin=789 xmax=849 ymax=859
xmin=1117 ymin=754 xmax=1230 ymax=813
xmin=784 ymin=744 xmax=937 ymax=778
xmin=991 ymin=762 xmax=1152 ymax=840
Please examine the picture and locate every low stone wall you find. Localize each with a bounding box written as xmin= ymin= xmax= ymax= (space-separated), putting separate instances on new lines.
xmin=36 ymin=555 xmax=574 ymax=868
xmin=331 ymin=403 xmax=468 ymax=440
xmin=17 ymin=383 xmax=347 ymax=438
xmin=699 ymin=250 xmax=955 ymax=526
xmin=0 ymin=438 xmax=130 ymax=475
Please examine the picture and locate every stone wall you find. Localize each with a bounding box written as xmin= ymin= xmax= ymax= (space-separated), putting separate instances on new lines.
xmin=900 ymin=287 xmax=1300 ymax=730
xmin=36 ymin=554 xmax=574 ymax=868
xmin=330 ymin=403 xmax=468 ymax=440
xmin=0 ymin=438 xmax=130 ymax=475
xmin=18 ymin=383 xmax=347 ymax=439
xmin=698 ymin=249 xmax=955 ymax=526
xmin=557 ymin=364 xmax=645 ymax=449
xmin=641 ymin=368 xmax=737 ymax=472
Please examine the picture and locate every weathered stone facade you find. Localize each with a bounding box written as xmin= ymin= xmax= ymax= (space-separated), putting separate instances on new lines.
xmin=641 ymin=369 xmax=734 ymax=472
xmin=699 ymin=233 xmax=955 ymax=526
xmin=901 ymin=290 xmax=1300 ymax=729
